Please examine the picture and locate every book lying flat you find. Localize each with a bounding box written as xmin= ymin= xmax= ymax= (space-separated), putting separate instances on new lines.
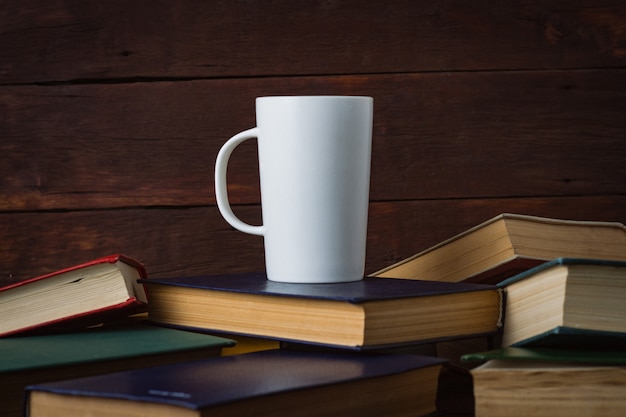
xmin=374 ymin=213 xmax=626 ymax=284
xmin=1 ymin=320 xmax=234 ymax=417
xmin=498 ymin=258 xmax=626 ymax=347
xmin=467 ymin=347 xmax=626 ymax=417
xmin=140 ymin=272 xmax=503 ymax=349
xmin=462 ymin=346 xmax=626 ymax=365
xmin=508 ymin=327 xmax=626 ymax=350
xmin=26 ymin=350 xmax=447 ymax=417
xmin=0 ymin=254 xmax=148 ymax=336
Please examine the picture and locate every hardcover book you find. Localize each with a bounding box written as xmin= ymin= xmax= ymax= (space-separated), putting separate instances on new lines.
xmin=374 ymin=213 xmax=626 ymax=284
xmin=1 ymin=254 xmax=148 ymax=337
xmin=26 ymin=349 xmax=446 ymax=417
xmin=497 ymin=258 xmax=626 ymax=347
xmin=461 ymin=346 xmax=626 ymax=365
xmin=1 ymin=321 xmax=234 ymax=417
xmin=140 ymin=272 xmax=502 ymax=349
xmin=465 ymin=347 xmax=626 ymax=417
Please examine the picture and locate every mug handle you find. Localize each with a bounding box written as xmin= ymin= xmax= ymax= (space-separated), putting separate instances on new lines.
xmin=214 ymin=127 xmax=265 ymax=236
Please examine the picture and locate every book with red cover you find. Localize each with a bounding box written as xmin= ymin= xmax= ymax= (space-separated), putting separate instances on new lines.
xmin=0 ymin=254 xmax=148 ymax=337
xmin=25 ymin=349 xmax=446 ymax=417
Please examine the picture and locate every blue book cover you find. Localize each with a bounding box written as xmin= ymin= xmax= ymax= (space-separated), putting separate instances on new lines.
xmin=26 ymin=350 xmax=446 ymax=416
xmin=140 ymin=272 xmax=503 ymax=349
xmin=141 ymin=272 xmax=497 ymax=302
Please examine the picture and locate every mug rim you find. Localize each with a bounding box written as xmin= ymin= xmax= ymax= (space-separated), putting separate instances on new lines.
xmin=256 ymin=95 xmax=372 ymax=102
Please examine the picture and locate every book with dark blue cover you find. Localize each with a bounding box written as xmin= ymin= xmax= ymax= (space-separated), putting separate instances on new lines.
xmin=142 ymin=272 xmax=497 ymax=301
xmin=26 ymin=350 xmax=446 ymax=417
xmin=140 ymin=273 xmax=503 ymax=349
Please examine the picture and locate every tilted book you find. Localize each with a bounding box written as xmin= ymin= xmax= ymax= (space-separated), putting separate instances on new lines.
xmin=25 ymin=350 xmax=446 ymax=417
xmin=0 ymin=254 xmax=148 ymax=337
xmin=1 ymin=321 xmax=234 ymax=417
xmin=140 ymin=272 xmax=503 ymax=349
xmin=374 ymin=213 xmax=626 ymax=284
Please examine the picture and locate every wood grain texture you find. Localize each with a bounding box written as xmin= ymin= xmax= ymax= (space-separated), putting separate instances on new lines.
xmin=1 ymin=0 xmax=626 ymax=83
xmin=2 ymin=196 xmax=625 ymax=286
xmin=2 ymin=70 xmax=625 ymax=211
xmin=1 ymin=1 xmax=625 ymax=292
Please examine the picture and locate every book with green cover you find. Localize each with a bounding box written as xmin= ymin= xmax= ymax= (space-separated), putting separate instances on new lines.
xmin=464 ymin=347 xmax=626 ymax=417
xmin=510 ymin=326 xmax=626 ymax=350
xmin=462 ymin=346 xmax=626 ymax=365
xmin=497 ymin=258 xmax=626 ymax=347
xmin=1 ymin=320 xmax=234 ymax=417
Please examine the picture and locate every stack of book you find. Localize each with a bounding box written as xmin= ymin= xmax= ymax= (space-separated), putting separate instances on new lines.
xmin=21 ymin=267 xmax=503 ymax=416
xmin=376 ymin=213 xmax=626 ymax=416
xmin=7 ymin=252 xmax=502 ymax=416
xmin=457 ymin=257 xmax=626 ymax=417
xmin=6 ymin=213 xmax=626 ymax=416
xmin=1 ymin=255 xmax=235 ymax=417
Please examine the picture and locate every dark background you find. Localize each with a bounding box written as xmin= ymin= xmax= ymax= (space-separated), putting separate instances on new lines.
xmin=2 ymin=1 xmax=626 ymax=285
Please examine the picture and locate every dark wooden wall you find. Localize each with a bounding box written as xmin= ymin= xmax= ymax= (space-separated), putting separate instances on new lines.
xmin=2 ymin=1 xmax=626 ymax=285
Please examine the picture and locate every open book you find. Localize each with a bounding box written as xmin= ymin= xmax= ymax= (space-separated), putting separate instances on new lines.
xmin=374 ymin=213 xmax=626 ymax=284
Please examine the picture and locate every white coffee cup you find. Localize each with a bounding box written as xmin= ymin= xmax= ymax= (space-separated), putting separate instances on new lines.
xmin=215 ymin=96 xmax=373 ymax=283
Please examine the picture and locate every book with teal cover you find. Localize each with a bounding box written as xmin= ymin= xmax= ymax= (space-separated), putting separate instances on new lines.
xmin=1 ymin=323 xmax=234 ymax=373
xmin=497 ymin=257 xmax=626 ymax=348
xmin=1 ymin=322 xmax=234 ymax=417
xmin=26 ymin=350 xmax=446 ymax=417
xmin=497 ymin=257 xmax=626 ymax=288
xmin=462 ymin=346 xmax=626 ymax=365
xmin=512 ymin=326 xmax=626 ymax=349
xmin=467 ymin=346 xmax=626 ymax=416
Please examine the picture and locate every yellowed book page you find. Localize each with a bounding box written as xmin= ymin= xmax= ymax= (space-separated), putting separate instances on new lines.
xmin=501 ymin=266 xmax=567 ymax=346
xmin=148 ymin=285 xmax=366 ymax=347
xmin=374 ymin=214 xmax=513 ymax=281
xmin=473 ymin=361 xmax=626 ymax=417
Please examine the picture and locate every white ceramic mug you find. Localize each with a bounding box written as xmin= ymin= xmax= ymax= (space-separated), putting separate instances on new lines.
xmin=215 ymin=96 xmax=373 ymax=283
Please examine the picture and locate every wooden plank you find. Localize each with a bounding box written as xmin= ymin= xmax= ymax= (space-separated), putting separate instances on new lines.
xmin=2 ymin=1 xmax=626 ymax=83
xmin=0 ymin=205 xmax=264 ymax=286
xmin=2 ymin=195 xmax=625 ymax=286
xmin=2 ymin=70 xmax=625 ymax=211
